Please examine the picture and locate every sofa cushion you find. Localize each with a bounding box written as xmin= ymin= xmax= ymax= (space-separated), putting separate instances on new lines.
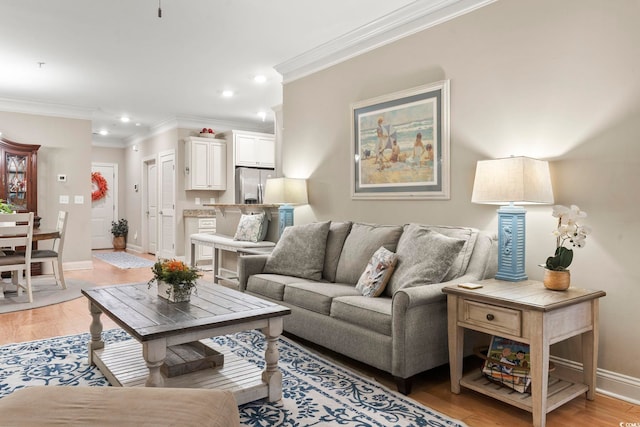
xmin=335 ymin=223 xmax=403 ymax=285
xmin=355 ymin=246 xmax=398 ymax=297
xmin=283 ymin=282 xmax=361 ymax=315
xmin=385 ymin=224 xmax=466 ymax=296
xmin=233 ymin=213 xmax=267 ymax=242
xmin=246 ymin=274 xmax=316 ymax=301
xmin=322 ymin=221 xmax=352 ymax=282
xmin=425 ymin=225 xmax=478 ymax=281
xmin=263 ymin=221 xmax=331 ymax=280
xmin=330 ymin=296 xmax=392 ymax=336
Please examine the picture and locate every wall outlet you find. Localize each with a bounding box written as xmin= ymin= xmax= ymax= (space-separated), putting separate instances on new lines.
xmin=74 ymin=195 xmax=84 ymax=204
xmin=195 ymin=197 xmax=201 ymax=205
xmin=59 ymin=195 xmax=69 ymax=204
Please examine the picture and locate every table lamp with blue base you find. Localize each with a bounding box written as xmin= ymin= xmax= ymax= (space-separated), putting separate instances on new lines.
xmin=263 ymin=177 xmax=308 ymax=237
xmin=471 ymin=156 xmax=554 ymax=282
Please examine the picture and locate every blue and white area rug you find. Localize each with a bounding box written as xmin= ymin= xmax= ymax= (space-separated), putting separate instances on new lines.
xmin=0 ymin=329 xmax=466 ymax=427
xmin=93 ymin=252 xmax=155 ymax=269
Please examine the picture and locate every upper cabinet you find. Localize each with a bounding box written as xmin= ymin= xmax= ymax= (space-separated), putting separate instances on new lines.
xmin=0 ymin=137 xmax=39 ymax=219
xmin=184 ymin=137 xmax=226 ymax=191
xmin=221 ymin=130 xmax=275 ymax=168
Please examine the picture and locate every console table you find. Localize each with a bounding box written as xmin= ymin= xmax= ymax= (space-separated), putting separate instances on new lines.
xmin=443 ymin=279 xmax=605 ymax=427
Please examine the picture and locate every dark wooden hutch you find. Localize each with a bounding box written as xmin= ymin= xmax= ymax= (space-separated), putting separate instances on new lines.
xmin=0 ymin=136 xmax=39 ymax=224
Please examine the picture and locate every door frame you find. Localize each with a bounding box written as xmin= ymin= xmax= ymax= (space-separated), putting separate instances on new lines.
xmin=91 ymin=162 xmax=118 ymax=249
xmin=141 ymin=154 xmax=157 ymax=255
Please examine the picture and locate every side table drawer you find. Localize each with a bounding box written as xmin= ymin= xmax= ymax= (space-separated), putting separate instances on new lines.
xmin=460 ymin=300 xmax=522 ymax=337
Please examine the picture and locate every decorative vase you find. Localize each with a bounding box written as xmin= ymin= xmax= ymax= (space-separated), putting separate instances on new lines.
xmin=113 ymin=236 xmax=126 ymax=251
xmin=543 ymin=269 xmax=570 ymax=291
xmin=157 ymin=281 xmax=192 ymax=303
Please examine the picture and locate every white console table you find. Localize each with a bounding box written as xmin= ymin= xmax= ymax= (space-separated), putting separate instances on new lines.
xmin=190 ymin=233 xmax=275 ymax=287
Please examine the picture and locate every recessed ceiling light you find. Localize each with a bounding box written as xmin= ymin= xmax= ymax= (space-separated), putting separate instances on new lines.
xmin=99 ymin=130 xmax=109 ymax=136
xmin=222 ymin=90 xmax=234 ymax=98
xmin=254 ymin=75 xmax=267 ymax=84
xmin=135 ymin=123 xmax=141 ymax=127
xmin=120 ymin=116 xmax=130 ymax=123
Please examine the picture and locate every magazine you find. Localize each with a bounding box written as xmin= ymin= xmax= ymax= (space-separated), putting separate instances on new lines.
xmin=482 ymin=336 xmax=531 ymax=393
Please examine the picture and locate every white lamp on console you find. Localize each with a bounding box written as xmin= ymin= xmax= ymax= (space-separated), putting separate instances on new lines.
xmin=263 ymin=177 xmax=308 ymax=236
xmin=472 ymin=156 xmax=554 ymax=281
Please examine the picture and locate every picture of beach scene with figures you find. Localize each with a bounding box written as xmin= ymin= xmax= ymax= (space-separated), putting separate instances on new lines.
xmin=357 ymin=97 xmax=438 ymax=190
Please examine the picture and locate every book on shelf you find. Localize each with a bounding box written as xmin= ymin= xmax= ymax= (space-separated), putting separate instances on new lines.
xmin=482 ymin=336 xmax=531 ymax=393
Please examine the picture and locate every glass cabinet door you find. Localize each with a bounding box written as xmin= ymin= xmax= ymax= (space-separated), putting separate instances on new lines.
xmin=5 ymin=153 xmax=28 ymax=211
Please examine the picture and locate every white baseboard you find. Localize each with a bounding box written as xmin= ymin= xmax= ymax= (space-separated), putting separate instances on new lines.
xmin=125 ymin=244 xmax=143 ymax=253
xmin=551 ymin=356 xmax=640 ymax=405
xmin=62 ymin=260 xmax=94 ymax=271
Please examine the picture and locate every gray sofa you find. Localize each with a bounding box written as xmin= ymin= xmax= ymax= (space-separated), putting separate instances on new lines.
xmin=238 ymin=221 xmax=497 ymax=394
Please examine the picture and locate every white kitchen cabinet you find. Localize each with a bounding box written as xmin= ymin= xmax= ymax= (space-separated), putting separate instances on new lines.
xmin=185 ymin=137 xmax=226 ymax=190
xmin=184 ymin=216 xmax=216 ymax=268
xmin=226 ymin=131 xmax=275 ymax=168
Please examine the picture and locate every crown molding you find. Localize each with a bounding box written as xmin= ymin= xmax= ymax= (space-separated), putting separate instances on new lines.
xmin=0 ymin=96 xmax=95 ymax=120
xmin=124 ymin=115 xmax=274 ymax=147
xmin=275 ymin=0 xmax=496 ymax=84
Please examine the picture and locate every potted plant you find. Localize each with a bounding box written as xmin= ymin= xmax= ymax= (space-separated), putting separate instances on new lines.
xmin=148 ymin=259 xmax=201 ymax=302
xmin=0 ymin=199 xmax=15 ymax=213
xmin=111 ymin=218 xmax=128 ymax=250
xmin=542 ymin=204 xmax=591 ymax=290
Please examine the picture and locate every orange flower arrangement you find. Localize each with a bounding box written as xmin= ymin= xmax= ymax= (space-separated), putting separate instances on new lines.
xmin=148 ymin=259 xmax=201 ymax=299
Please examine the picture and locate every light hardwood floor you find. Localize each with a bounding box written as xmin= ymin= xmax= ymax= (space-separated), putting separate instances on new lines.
xmin=1 ymin=250 xmax=637 ymax=426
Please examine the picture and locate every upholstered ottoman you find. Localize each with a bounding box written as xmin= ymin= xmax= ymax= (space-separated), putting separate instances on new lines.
xmin=0 ymin=386 xmax=240 ymax=426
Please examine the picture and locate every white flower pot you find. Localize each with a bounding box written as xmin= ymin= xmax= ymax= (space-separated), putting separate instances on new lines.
xmin=157 ymin=281 xmax=192 ymax=303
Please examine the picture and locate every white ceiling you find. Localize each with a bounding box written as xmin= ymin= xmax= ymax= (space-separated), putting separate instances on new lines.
xmin=0 ymin=0 xmax=491 ymax=145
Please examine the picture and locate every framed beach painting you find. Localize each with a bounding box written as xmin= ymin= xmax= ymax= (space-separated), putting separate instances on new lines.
xmin=351 ymin=80 xmax=450 ymax=200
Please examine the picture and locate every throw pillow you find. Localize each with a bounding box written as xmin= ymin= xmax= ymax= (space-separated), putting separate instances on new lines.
xmin=263 ymin=221 xmax=331 ymax=280
xmin=335 ymin=223 xmax=403 ymax=285
xmin=233 ymin=213 xmax=266 ymax=243
xmin=322 ymin=221 xmax=353 ymax=282
xmin=355 ymin=246 xmax=398 ymax=297
xmin=385 ymin=224 xmax=466 ymax=296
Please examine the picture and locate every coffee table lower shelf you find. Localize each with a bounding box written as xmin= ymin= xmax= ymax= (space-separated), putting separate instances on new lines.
xmin=460 ymin=371 xmax=589 ymax=413
xmin=92 ymin=339 xmax=266 ymax=405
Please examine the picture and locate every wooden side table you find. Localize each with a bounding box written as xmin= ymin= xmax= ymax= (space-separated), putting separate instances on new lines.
xmin=443 ymin=279 xmax=605 ymax=427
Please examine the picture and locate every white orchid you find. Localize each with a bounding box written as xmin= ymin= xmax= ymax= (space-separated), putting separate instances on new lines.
xmin=545 ymin=204 xmax=591 ymax=270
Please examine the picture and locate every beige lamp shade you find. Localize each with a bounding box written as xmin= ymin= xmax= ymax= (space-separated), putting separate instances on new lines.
xmin=263 ymin=177 xmax=309 ymax=205
xmin=471 ymin=156 xmax=554 ymax=205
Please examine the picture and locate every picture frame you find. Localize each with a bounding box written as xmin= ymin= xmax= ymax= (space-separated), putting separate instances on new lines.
xmin=351 ymin=80 xmax=450 ymax=200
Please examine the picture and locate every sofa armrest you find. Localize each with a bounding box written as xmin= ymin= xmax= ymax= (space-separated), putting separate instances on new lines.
xmin=389 ymin=274 xmax=481 ymax=379
xmin=237 ymin=255 xmax=269 ymax=292
xmin=392 ymin=274 xmax=479 ymax=310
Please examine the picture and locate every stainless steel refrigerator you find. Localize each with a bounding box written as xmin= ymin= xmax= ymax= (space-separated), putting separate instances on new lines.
xmin=235 ymin=167 xmax=275 ymax=204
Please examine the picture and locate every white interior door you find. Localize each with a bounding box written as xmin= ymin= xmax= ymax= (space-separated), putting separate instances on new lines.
xmin=91 ymin=163 xmax=118 ymax=249
xmin=145 ymin=158 xmax=158 ymax=254
xmin=157 ymin=150 xmax=175 ymax=259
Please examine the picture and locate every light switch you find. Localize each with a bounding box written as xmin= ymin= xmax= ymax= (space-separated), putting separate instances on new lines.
xmin=74 ymin=195 xmax=84 ymax=204
xmin=57 ymin=174 xmax=67 ymax=182
xmin=59 ymin=195 xmax=69 ymax=204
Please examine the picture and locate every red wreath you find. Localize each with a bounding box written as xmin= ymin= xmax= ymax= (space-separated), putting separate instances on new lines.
xmin=91 ymin=172 xmax=109 ymax=201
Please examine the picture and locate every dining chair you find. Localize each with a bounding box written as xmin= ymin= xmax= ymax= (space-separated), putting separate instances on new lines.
xmin=0 ymin=212 xmax=34 ymax=302
xmin=29 ymin=211 xmax=68 ymax=289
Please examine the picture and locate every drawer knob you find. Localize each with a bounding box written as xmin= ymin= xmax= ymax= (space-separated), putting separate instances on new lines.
xmin=486 ymin=314 xmax=495 ymax=321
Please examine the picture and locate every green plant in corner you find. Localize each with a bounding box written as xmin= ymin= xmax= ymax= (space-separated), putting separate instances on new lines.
xmin=544 ymin=205 xmax=591 ymax=271
xmin=110 ymin=218 xmax=128 ymax=237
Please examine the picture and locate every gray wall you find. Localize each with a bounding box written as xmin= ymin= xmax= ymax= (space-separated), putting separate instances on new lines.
xmin=282 ymin=0 xmax=640 ymax=392
xmin=0 ymin=111 xmax=92 ymax=267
